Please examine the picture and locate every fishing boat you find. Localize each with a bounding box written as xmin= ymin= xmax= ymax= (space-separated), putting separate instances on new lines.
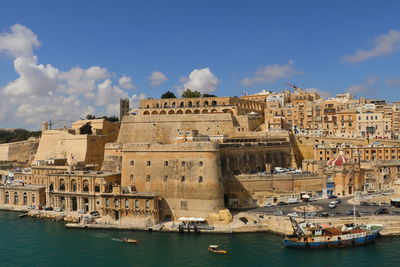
xmin=283 ymin=216 xmax=384 ymax=248
xmin=208 ymin=245 xmax=228 ymax=254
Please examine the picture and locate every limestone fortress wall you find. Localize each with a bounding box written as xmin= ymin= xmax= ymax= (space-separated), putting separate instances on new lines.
xmin=0 ymin=138 xmax=39 ymax=163
xmin=121 ymin=142 xmax=224 ymax=218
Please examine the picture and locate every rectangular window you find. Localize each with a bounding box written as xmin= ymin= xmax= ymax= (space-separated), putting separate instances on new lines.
xmin=125 ymin=199 xmax=129 ymax=209
xmin=147 ymin=161 xmax=151 ymax=166
xmin=105 ymin=199 xmax=109 ymax=208
xmin=164 ymin=161 xmax=168 ymax=166
xmin=181 ymin=201 xmax=188 ymax=210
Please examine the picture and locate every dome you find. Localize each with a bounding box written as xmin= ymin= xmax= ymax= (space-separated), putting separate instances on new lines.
xmin=327 ymin=154 xmax=350 ymax=167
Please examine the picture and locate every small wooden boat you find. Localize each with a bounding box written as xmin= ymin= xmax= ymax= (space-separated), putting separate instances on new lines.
xmin=208 ymin=245 xmax=228 ymax=254
xmin=115 ymin=238 xmax=139 ymax=244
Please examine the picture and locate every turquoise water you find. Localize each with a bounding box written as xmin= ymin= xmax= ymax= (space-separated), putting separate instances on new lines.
xmin=0 ymin=210 xmax=398 ymax=267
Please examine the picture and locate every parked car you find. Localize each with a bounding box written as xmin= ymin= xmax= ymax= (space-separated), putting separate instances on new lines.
xmin=328 ymin=202 xmax=337 ymax=209
xmin=360 ymin=201 xmax=371 ymax=206
xmin=264 ymin=203 xmax=273 ymax=207
xmin=345 ymin=210 xmax=360 ymax=217
xmin=44 ymin=207 xmax=53 ymax=211
xmin=370 ymin=202 xmax=380 ymax=206
xmin=90 ymin=211 xmax=100 ymax=217
xmin=328 ymin=195 xmax=338 ymax=199
xmin=319 ymin=212 xmax=329 ymax=217
xmin=273 ymin=210 xmax=284 ymax=216
xmin=54 ymin=207 xmax=64 ymax=212
xmin=381 ymin=202 xmax=391 ymax=207
xmin=333 ymin=199 xmax=342 ymax=204
xmin=287 ymin=198 xmax=299 ymax=204
xmin=287 ymin=212 xmax=299 ymax=217
xmin=375 ymin=208 xmax=390 ymax=215
xmin=27 ymin=205 xmax=36 ymax=210
xmin=78 ymin=209 xmax=86 ymax=214
xmin=277 ymin=201 xmax=288 ymax=206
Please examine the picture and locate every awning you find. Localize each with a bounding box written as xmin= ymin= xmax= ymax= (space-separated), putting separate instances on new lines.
xmin=390 ymin=198 xmax=400 ymax=202
xmin=178 ymin=217 xmax=206 ymax=222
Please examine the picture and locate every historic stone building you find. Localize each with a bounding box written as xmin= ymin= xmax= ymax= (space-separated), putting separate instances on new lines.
xmin=0 ymin=183 xmax=45 ymax=207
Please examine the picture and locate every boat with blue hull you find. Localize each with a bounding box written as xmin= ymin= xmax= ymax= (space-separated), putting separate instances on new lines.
xmin=284 ymin=216 xmax=383 ymax=249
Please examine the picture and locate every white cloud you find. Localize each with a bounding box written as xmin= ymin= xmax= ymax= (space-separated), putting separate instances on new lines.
xmin=119 ymin=75 xmax=135 ymax=90
xmin=176 ymin=68 xmax=220 ymax=95
xmin=385 ymin=78 xmax=400 ymax=86
xmin=345 ymin=77 xmax=378 ymax=95
xmin=344 ymin=30 xmax=400 ymax=63
xmin=149 ymin=71 xmax=168 ymax=86
xmin=130 ymin=93 xmax=147 ymax=108
xmin=96 ymin=79 xmax=128 ymax=106
xmin=0 ymin=24 xmax=143 ymax=128
xmin=241 ymin=60 xmax=302 ymax=86
xmin=346 ymin=84 xmax=368 ymax=95
xmin=0 ymin=24 xmax=40 ymax=57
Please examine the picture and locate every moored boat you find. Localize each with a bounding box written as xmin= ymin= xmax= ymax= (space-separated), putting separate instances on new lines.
xmin=208 ymin=245 xmax=228 ymax=254
xmin=284 ymin=216 xmax=383 ymax=249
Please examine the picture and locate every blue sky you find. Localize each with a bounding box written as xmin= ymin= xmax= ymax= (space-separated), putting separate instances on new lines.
xmin=1 ymin=0 xmax=400 ymax=129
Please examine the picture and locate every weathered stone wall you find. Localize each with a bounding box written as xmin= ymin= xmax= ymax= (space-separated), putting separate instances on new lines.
xmin=118 ymin=114 xmax=238 ymax=144
xmin=121 ymin=142 xmax=225 ymax=219
xmin=0 ymin=139 xmax=39 ymax=163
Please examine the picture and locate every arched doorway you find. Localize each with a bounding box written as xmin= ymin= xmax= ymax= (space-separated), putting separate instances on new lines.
xmin=14 ymin=192 xmax=19 ymax=205
xmin=115 ymin=210 xmax=120 ymax=220
xmin=84 ymin=198 xmax=89 ymax=212
xmin=60 ymin=196 xmax=65 ymax=209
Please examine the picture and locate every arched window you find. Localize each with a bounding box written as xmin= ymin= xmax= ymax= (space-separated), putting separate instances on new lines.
xmin=204 ymin=101 xmax=209 ymax=106
xmin=196 ymin=101 xmax=200 ymax=107
xmin=198 ymin=176 xmax=203 ymax=183
xmin=179 ymin=102 xmax=184 ymax=107
xmin=188 ymin=101 xmax=193 ymax=107
xmin=49 ymin=183 xmax=54 ymax=192
xmin=211 ymin=101 xmax=217 ymax=106
xmin=4 ymin=191 xmax=9 ymax=204
xmin=14 ymin=192 xmax=19 ymax=204
xmin=94 ymin=184 xmax=100 ymax=192
xmin=23 ymin=192 xmax=28 ymax=205
xmin=59 ymin=179 xmax=65 ymax=191
xmin=82 ymin=180 xmax=89 ymax=192
xmin=71 ymin=179 xmax=77 ymax=192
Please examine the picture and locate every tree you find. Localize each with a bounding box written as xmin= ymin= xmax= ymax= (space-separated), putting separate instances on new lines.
xmin=102 ymin=116 xmax=119 ymax=122
xmin=181 ymin=89 xmax=201 ymax=98
xmin=202 ymin=93 xmax=216 ymax=97
xmin=86 ymin=114 xmax=96 ymax=120
xmin=161 ymin=91 xmax=176 ymax=99
xmin=80 ymin=122 xmax=93 ymax=135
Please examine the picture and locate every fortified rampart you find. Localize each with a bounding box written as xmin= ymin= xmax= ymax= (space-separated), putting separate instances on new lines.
xmin=121 ymin=142 xmax=225 ymax=219
xmin=118 ymin=113 xmax=261 ymax=144
xmin=0 ymin=138 xmax=40 ymax=163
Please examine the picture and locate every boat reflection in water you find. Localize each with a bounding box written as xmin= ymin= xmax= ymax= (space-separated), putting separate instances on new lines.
xmin=284 ymin=216 xmax=384 ymax=249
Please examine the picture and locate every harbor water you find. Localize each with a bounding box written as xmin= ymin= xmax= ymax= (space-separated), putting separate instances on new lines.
xmin=0 ymin=210 xmax=398 ymax=267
